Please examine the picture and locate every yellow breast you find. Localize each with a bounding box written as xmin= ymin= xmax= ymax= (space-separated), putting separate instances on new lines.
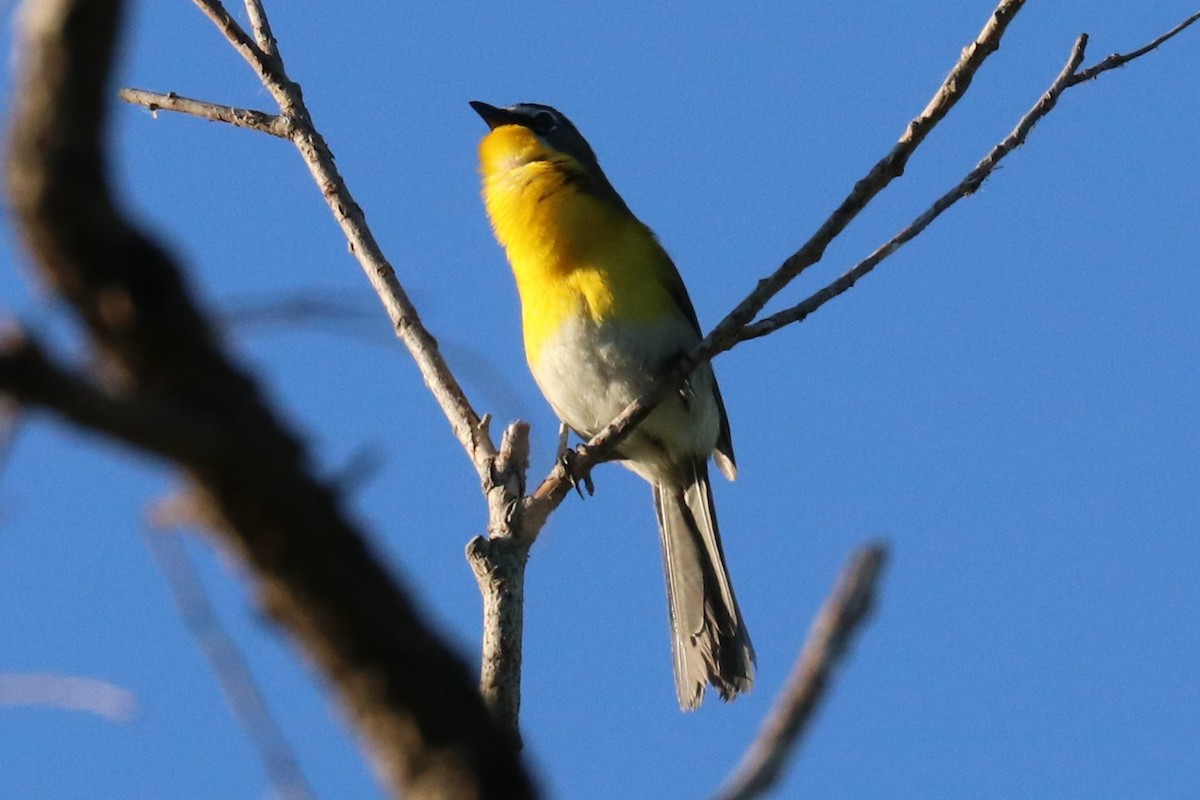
xmin=478 ymin=126 xmax=678 ymax=364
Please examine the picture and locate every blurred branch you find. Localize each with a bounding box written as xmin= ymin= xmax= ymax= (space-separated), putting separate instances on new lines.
xmin=0 ymin=330 xmax=215 ymax=461
xmin=3 ymin=1 xmax=533 ymax=798
xmin=713 ymin=544 xmax=887 ymax=800
xmin=0 ymin=673 xmax=138 ymax=722
xmin=0 ymin=399 xmax=16 ymax=482
xmin=218 ymin=288 xmax=379 ymax=332
xmin=143 ymin=524 xmax=317 ymax=800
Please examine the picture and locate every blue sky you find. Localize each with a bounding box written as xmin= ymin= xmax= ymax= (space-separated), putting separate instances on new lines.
xmin=2 ymin=2 xmax=1198 ymax=798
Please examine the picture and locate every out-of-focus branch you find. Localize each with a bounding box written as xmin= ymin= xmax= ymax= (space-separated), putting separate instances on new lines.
xmin=523 ymin=0 xmax=1030 ymax=535
xmin=0 ymin=330 xmax=216 ymax=461
xmin=3 ymin=1 xmax=533 ymax=798
xmin=713 ymin=544 xmax=888 ymax=800
xmin=143 ymin=525 xmax=317 ymax=800
xmin=0 ymin=399 xmax=17 ymax=480
xmin=0 ymin=673 xmax=138 ymax=722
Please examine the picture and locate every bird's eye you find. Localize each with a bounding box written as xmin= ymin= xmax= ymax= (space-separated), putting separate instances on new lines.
xmin=533 ymin=111 xmax=557 ymax=131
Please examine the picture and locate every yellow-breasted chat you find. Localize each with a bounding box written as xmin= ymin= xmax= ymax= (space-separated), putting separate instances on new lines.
xmin=470 ymin=101 xmax=753 ymax=710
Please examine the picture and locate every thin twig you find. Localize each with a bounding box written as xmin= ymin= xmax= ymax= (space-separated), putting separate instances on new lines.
xmin=741 ymin=36 xmax=1089 ymax=341
xmin=741 ymin=10 xmax=1198 ymax=342
xmin=0 ymin=673 xmax=138 ymax=722
xmin=143 ymin=525 xmax=318 ymax=800
xmin=120 ymin=88 xmax=291 ymax=137
xmin=190 ymin=0 xmax=279 ymax=88
xmin=1069 ymin=11 xmax=1200 ymax=84
xmin=243 ymin=0 xmax=278 ymax=59
xmin=524 ymin=0 xmax=1029 ymax=536
xmin=713 ymin=544 xmax=888 ymax=800
xmin=165 ymin=0 xmax=497 ymax=479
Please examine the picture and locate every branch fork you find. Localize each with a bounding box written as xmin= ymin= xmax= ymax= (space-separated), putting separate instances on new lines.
xmin=4 ymin=0 xmax=1195 ymax=797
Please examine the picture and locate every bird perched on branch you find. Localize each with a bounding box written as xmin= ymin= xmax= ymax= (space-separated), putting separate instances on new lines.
xmin=470 ymin=100 xmax=754 ymax=709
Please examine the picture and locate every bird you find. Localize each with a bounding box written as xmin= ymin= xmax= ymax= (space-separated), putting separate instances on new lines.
xmin=469 ymin=100 xmax=754 ymax=710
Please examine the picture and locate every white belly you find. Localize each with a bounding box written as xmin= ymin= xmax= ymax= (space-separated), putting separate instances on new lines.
xmin=530 ymin=313 xmax=720 ymax=481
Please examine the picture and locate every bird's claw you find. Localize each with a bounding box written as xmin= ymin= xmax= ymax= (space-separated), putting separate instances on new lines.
xmin=559 ymin=448 xmax=595 ymax=498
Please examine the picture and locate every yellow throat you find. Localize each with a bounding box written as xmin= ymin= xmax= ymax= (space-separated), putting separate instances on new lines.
xmin=477 ymin=124 xmax=679 ymax=364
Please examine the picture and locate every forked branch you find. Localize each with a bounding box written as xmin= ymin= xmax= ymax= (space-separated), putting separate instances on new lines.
xmin=524 ymin=0 xmax=1032 ymax=531
xmin=526 ymin=5 xmax=1200 ymax=530
xmin=740 ymin=14 xmax=1200 ymax=342
xmin=104 ymin=0 xmax=1199 ymax=781
xmin=3 ymin=1 xmax=533 ymax=797
xmin=125 ymin=0 xmax=499 ymax=479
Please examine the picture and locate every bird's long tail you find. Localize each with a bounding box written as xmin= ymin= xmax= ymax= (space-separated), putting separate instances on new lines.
xmin=653 ymin=461 xmax=754 ymax=710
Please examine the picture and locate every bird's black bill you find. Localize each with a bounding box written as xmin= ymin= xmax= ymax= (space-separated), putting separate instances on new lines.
xmin=469 ymin=100 xmax=525 ymax=130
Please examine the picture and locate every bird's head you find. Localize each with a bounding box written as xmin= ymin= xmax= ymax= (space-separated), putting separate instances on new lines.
xmin=469 ymin=101 xmax=614 ymax=194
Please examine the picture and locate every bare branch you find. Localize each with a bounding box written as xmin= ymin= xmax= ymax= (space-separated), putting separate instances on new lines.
xmin=0 ymin=672 xmax=138 ymax=722
xmin=713 ymin=544 xmax=888 ymax=800
xmin=120 ymin=88 xmax=291 ymax=137
xmin=127 ymin=0 xmax=535 ymax=741
xmin=526 ymin=2 xmax=1200 ymax=529
xmin=525 ymin=0 xmax=1029 ymax=533
xmin=143 ymin=525 xmax=317 ymax=800
xmin=741 ymin=37 xmax=1088 ymax=341
xmin=189 ymin=0 xmax=280 ymax=86
xmin=1069 ymin=11 xmax=1200 ymax=84
xmin=742 ymin=10 xmax=1198 ymax=342
xmin=243 ymin=0 xmax=279 ymax=59
xmin=0 ymin=330 xmax=216 ymax=462
xmin=4 ymin=1 xmax=533 ymax=797
xmin=150 ymin=0 xmax=498 ymax=478
xmin=467 ymin=422 xmax=532 ymax=742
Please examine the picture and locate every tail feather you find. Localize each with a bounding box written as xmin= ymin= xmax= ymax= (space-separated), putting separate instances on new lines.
xmin=653 ymin=461 xmax=754 ymax=710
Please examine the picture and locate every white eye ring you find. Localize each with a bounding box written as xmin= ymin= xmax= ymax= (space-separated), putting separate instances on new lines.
xmin=533 ymin=111 xmax=557 ymax=130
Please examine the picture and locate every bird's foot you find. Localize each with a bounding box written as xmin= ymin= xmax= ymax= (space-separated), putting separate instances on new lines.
xmin=559 ymin=447 xmax=595 ymax=499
